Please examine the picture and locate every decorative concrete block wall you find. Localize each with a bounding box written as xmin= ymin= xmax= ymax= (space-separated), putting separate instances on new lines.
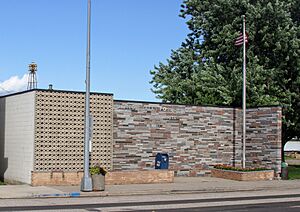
xmin=113 ymin=101 xmax=282 ymax=176
xmin=34 ymin=90 xmax=114 ymax=173
xmin=0 ymin=92 xmax=35 ymax=184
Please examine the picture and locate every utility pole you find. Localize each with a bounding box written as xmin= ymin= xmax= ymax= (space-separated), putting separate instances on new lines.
xmin=81 ymin=0 xmax=92 ymax=192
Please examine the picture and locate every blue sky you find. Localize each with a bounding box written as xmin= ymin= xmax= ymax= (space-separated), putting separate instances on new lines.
xmin=0 ymin=0 xmax=189 ymax=101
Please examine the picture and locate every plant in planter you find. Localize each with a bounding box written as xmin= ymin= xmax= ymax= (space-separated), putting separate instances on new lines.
xmin=212 ymin=164 xmax=274 ymax=181
xmin=90 ymin=164 xmax=107 ymax=191
xmin=214 ymin=164 xmax=270 ymax=172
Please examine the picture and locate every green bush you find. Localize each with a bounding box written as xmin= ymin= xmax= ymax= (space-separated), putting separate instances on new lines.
xmin=89 ymin=164 xmax=107 ymax=176
xmin=214 ymin=164 xmax=270 ymax=172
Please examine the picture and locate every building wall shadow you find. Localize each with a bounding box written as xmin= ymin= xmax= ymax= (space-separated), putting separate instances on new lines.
xmin=232 ymin=108 xmax=236 ymax=167
xmin=0 ymin=98 xmax=8 ymax=181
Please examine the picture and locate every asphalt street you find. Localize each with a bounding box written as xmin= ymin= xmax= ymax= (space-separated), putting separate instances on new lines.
xmin=1 ymin=193 xmax=300 ymax=211
xmin=143 ymin=201 xmax=300 ymax=212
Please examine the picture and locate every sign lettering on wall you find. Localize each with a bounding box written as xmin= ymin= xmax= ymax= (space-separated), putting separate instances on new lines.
xmin=117 ymin=105 xmax=175 ymax=113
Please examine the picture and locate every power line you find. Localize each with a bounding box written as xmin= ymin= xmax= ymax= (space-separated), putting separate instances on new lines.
xmin=0 ymin=85 xmax=11 ymax=93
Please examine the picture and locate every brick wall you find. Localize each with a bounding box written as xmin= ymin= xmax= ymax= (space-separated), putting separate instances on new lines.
xmin=113 ymin=101 xmax=282 ymax=176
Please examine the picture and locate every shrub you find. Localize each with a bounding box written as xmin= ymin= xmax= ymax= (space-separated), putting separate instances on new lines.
xmin=90 ymin=164 xmax=107 ymax=176
xmin=214 ymin=164 xmax=270 ymax=172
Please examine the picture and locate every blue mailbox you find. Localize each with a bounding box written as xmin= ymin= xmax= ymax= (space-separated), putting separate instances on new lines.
xmin=155 ymin=153 xmax=169 ymax=169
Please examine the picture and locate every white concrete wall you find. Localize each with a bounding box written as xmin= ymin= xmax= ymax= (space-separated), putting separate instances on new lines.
xmin=0 ymin=91 xmax=35 ymax=184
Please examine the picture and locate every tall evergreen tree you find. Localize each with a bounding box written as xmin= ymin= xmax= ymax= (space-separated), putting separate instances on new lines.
xmin=150 ymin=0 xmax=300 ymax=146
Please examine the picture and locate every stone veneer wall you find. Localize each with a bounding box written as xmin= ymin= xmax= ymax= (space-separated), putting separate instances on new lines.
xmin=113 ymin=101 xmax=282 ymax=176
xmin=245 ymin=107 xmax=282 ymax=174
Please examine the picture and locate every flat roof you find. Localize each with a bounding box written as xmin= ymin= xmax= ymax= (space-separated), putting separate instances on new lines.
xmin=0 ymin=88 xmax=281 ymax=109
xmin=0 ymin=88 xmax=113 ymax=99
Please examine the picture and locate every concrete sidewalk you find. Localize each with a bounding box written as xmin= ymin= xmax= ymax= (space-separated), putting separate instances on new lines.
xmin=1 ymin=177 xmax=300 ymax=199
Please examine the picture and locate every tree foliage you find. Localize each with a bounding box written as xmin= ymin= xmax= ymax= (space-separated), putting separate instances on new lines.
xmin=150 ymin=0 xmax=300 ymax=143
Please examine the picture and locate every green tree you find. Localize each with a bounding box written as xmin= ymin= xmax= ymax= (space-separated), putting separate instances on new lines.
xmin=150 ymin=0 xmax=300 ymax=146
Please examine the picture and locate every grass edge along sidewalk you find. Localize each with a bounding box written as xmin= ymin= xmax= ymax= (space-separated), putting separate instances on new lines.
xmin=288 ymin=165 xmax=300 ymax=180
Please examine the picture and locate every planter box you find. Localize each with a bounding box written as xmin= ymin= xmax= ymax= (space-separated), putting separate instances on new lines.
xmin=92 ymin=174 xmax=105 ymax=191
xmin=105 ymin=170 xmax=174 ymax=185
xmin=211 ymin=169 xmax=274 ymax=181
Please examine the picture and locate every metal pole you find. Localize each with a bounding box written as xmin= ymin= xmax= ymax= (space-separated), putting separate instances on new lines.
xmin=81 ymin=0 xmax=92 ymax=192
xmin=242 ymin=15 xmax=246 ymax=169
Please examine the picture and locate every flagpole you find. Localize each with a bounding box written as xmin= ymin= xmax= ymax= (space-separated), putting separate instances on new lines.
xmin=242 ymin=15 xmax=246 ymax=169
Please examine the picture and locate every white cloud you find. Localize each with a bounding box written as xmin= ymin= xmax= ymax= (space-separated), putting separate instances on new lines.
xmin=0 ymin=74 xmax=28 ymax=95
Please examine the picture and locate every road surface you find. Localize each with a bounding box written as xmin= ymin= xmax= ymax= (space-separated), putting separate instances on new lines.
xmin=1 ymin=192 xmax=300 ymax=211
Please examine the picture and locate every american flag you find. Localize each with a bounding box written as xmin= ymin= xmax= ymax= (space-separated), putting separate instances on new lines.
xmin=235 ymin=32 xmax=248 ymax=46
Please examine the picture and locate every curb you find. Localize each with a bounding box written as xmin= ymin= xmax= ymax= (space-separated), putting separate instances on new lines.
xmin=33 ymin=192 xmax=81 ymax=198
xmin=30 ymin=188 xmax=268 ymax=199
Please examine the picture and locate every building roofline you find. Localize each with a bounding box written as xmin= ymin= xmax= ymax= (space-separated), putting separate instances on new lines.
xmin=0 ymin=89 xmax=281 ymax=109
xmin=114 ymin=99 xmax=281 ymax=109
xmin=0 ymin=89 xmax=35 ymax=98
xmin=114 ymin=99 xmax=234 ymax=108
xmin=0 ymin=88 xmax=113 ymax=98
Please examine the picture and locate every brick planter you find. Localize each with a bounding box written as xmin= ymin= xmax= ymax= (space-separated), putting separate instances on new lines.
xmin=31 ymin=170 xmax=174 ymax=186
xmin=105 ymin=170 xmax=174 ymax=185
xmin=211 ymin=169 xmax=274 ymax=181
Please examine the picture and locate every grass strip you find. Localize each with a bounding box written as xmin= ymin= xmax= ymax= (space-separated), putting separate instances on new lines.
xmin=288 ymin=165 xmax=300 ymax=180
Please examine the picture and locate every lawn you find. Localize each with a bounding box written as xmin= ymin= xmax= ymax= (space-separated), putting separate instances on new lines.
xmin=288 ymin=165 xmax=300 ymax=180
xmin=0 ymin=181 xmax=5 ymax=185
xmin=285 ymin=155 xmax=295 ymax=160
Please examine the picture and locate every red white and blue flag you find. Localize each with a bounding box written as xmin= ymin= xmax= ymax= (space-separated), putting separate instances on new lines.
xmin=235 ymin=32 xmax=248 ymax=46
